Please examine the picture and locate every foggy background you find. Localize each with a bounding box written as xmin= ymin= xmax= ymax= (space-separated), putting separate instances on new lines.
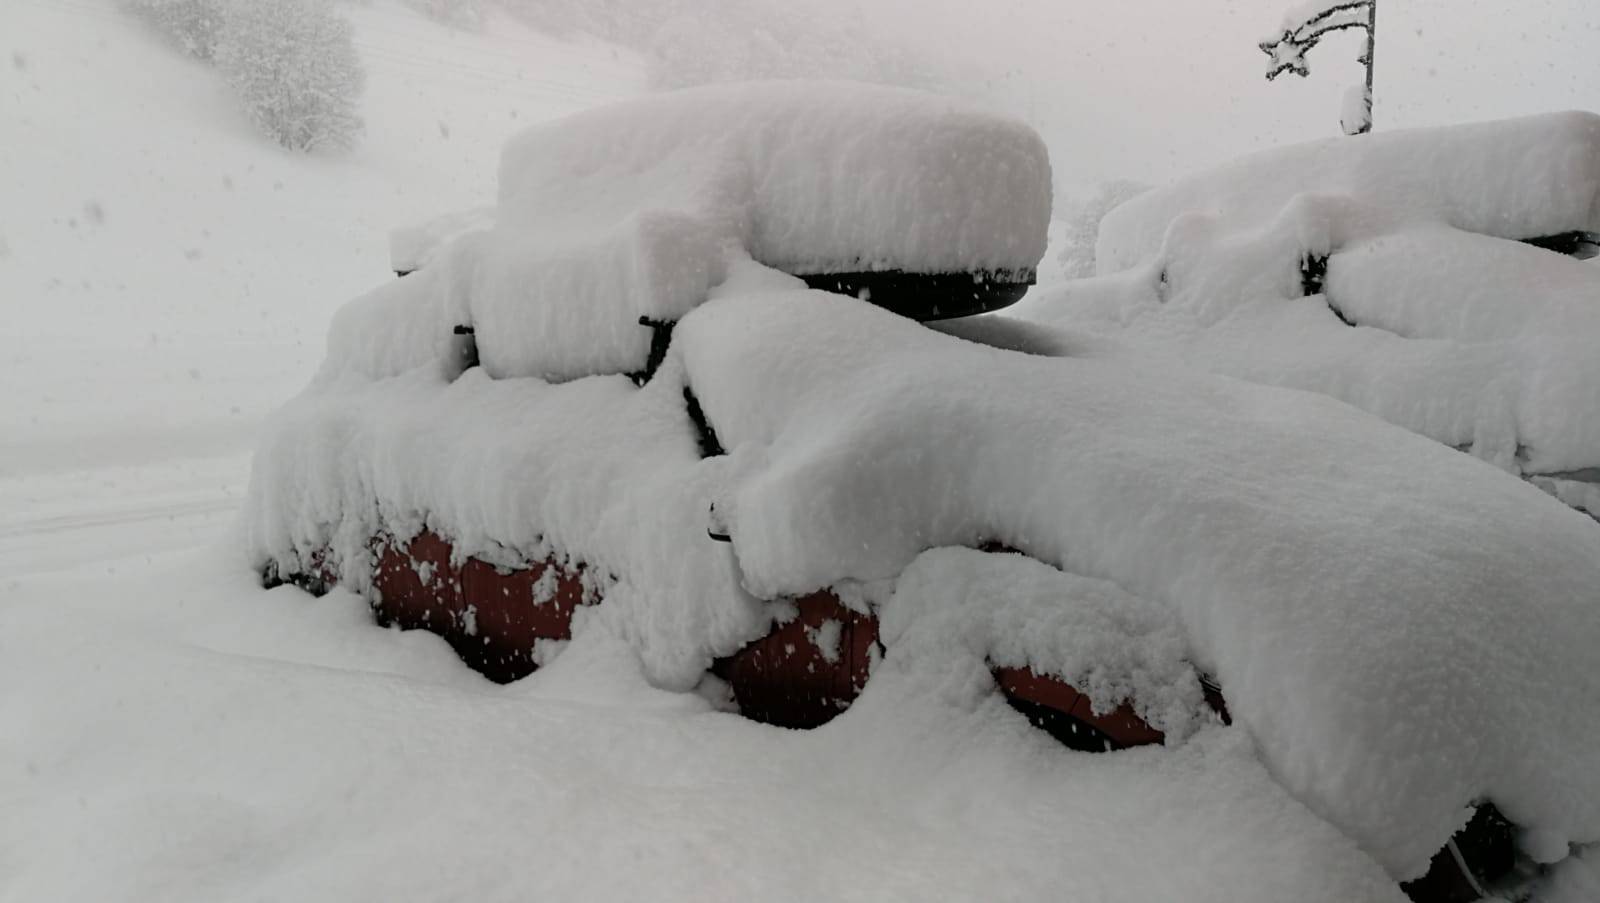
xmin=550 ymin=0 xmax=1599 ymax=191
xmin=868 ymin=0 xmax=1597 ymax=187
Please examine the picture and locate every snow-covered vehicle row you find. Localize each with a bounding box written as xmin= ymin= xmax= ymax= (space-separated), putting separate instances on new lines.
xmin=1016 ymin=111 xmax=1600 ymax=518
xmin=245 ymin=83 xmax=1600 ymax=902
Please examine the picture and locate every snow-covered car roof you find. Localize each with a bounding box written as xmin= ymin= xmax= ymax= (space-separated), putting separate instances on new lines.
xmin=388 ymin=206 xmax=494 ymax=277
xmin=1094 ymin=111 xmax=1600 ymax=274
xmin=1018 ymin=111 xmax=1600 ymax=514
xmin=373 ymin=80 xmax=1052 ymax=383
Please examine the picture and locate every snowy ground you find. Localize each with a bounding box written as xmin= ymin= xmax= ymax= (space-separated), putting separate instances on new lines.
xmin=5 ymin=2 xmax=1600 ymax=901
xmin=6 ymin=541 xmax=1424 ymax=903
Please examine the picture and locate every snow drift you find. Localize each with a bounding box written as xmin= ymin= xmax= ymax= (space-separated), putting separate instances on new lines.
xmin=1019 ymin=111 xmax=1600 ymax=505
xmin=1095 ymin=111 xmax=1600 ymax=274
xmin=680 ymin=290 xmax=1600 ymax=880
xmin=251 ymin=273 xmax=1600 ymax=881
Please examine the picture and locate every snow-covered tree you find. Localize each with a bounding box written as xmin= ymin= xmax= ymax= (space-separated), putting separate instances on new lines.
xmin=214 ymin=0 xmax=365 ymax=152
xmin=402 ymin=0 xmax=485 ymax=30
xmin=122 ymin=0 xmax=229 ymax=60
xmin=1259 ymin=0 xmax=1377 ymax=135
xmin=1055 ymin=180 xmax=1150 ymax=279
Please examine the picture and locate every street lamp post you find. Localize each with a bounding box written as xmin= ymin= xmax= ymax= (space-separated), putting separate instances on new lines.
xmin=1260 ymin=0 xmax=1379 ymax=135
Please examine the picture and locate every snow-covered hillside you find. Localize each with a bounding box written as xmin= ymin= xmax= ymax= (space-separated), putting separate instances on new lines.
xmin=0 ymin=0 xmax=643 ymax=480
xmin=0 ymin=0 xmax=643 ymax=574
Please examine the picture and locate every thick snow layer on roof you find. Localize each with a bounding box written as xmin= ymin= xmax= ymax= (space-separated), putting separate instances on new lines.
xmin=1096 ymin=111 xmax=1600 ymax=274
xmin=469 ymin=209 xmax=731 ymax=379
xmin=1019 ymin=219 xmax=1600 ymax=476
xmin=925 ymin=313 xmax=1112 ymax=358
xmin=245 ymin=361 xmax=764 ymax=689
xmin=319 ymin=234 xmax=479 ymax=383
xmin=454 ymin=80 xmax=1049 ymax=380
xmin=498 ymin=79 xmax=1050 ymax=279
xmin=1534 ymin=476 xmax=1600 ymax=520
xmin=677 ymin=289 xmax=1600 ymax=879
xmin=388 ymin=207 xmax=494 ymax=275
xmin=1327 ymin=226 xmax=1600 ymax=343
xmin=339 ymin=81 xmax=1050 ymax=383
xmin=1021 ymin=113 xmax=1600 ymax=479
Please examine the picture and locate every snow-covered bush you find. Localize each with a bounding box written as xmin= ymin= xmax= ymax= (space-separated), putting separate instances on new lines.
xmin=214 ymin=0 xmax=365 ymax=152
xmin=122 ymin=0 xmax=228 ymax=60
xmin=1018 ymin=112 xmax=1600 ymax=517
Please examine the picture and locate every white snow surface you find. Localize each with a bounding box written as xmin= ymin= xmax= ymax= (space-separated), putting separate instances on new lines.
xmin=3 ymin=547 xmax=1415 ymax=903
xmin=1019 ymin=237 xmax=1600 ymax=477
xmin=244 ymin=358 xmax=764 ymax=690
xmin=1021 ymin=113 xmax=1600 ymax=478
xmin=468 ymin=81 xmax=1048 ymax=380
xmin=1340 ymin=84 xmax=1371 ymax=136
xmin=1534 ymin=476 xmax=1600 ymax=520
xmin=677 ymin=289 xmax=1600 ymax=879
xmin=15 ymin=1 xmax=1600 ymax=895
xmin=1095 ymin=111 xmax=1600 ymax=274
xmin=388 ymin=206 xmax=494 ymax=274
xmin=323 ymin=81 xmax=1051 ymax=383
xmin=1328 ymin=226 xmax=1600 ymax=344
xmin=883 ymin=548 xmax=1206 ymax=740
xmin=252 ymin=265 xmax=1600 ymax=879
xmin=496 ymin=80 xmax=1050 ymax=279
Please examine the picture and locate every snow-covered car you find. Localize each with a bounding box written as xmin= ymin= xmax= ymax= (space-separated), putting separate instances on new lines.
xmin=1016 ymin=111 xmax=1600 ymax=520
xmin=246 ymin=83 xmax=1600 ymax=903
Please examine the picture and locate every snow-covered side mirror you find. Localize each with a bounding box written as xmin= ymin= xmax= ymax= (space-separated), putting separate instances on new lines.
xmin=442 ymin=324 xmax=477 ymax=381
xmin=706 ymin=503 xmax=731 ymax=544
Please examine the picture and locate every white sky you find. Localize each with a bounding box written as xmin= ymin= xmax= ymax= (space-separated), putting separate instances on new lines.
xmin=836 ymin=0 xmax=1600 ymax=187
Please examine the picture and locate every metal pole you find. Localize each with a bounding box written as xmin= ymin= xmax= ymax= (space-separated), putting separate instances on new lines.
xmin=1364 ymin=0 xmax=1377 ymax=132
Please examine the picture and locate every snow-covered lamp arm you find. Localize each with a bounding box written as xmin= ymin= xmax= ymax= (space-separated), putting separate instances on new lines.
xmin=1259 ymin=0 xmax=1377 ymax=135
